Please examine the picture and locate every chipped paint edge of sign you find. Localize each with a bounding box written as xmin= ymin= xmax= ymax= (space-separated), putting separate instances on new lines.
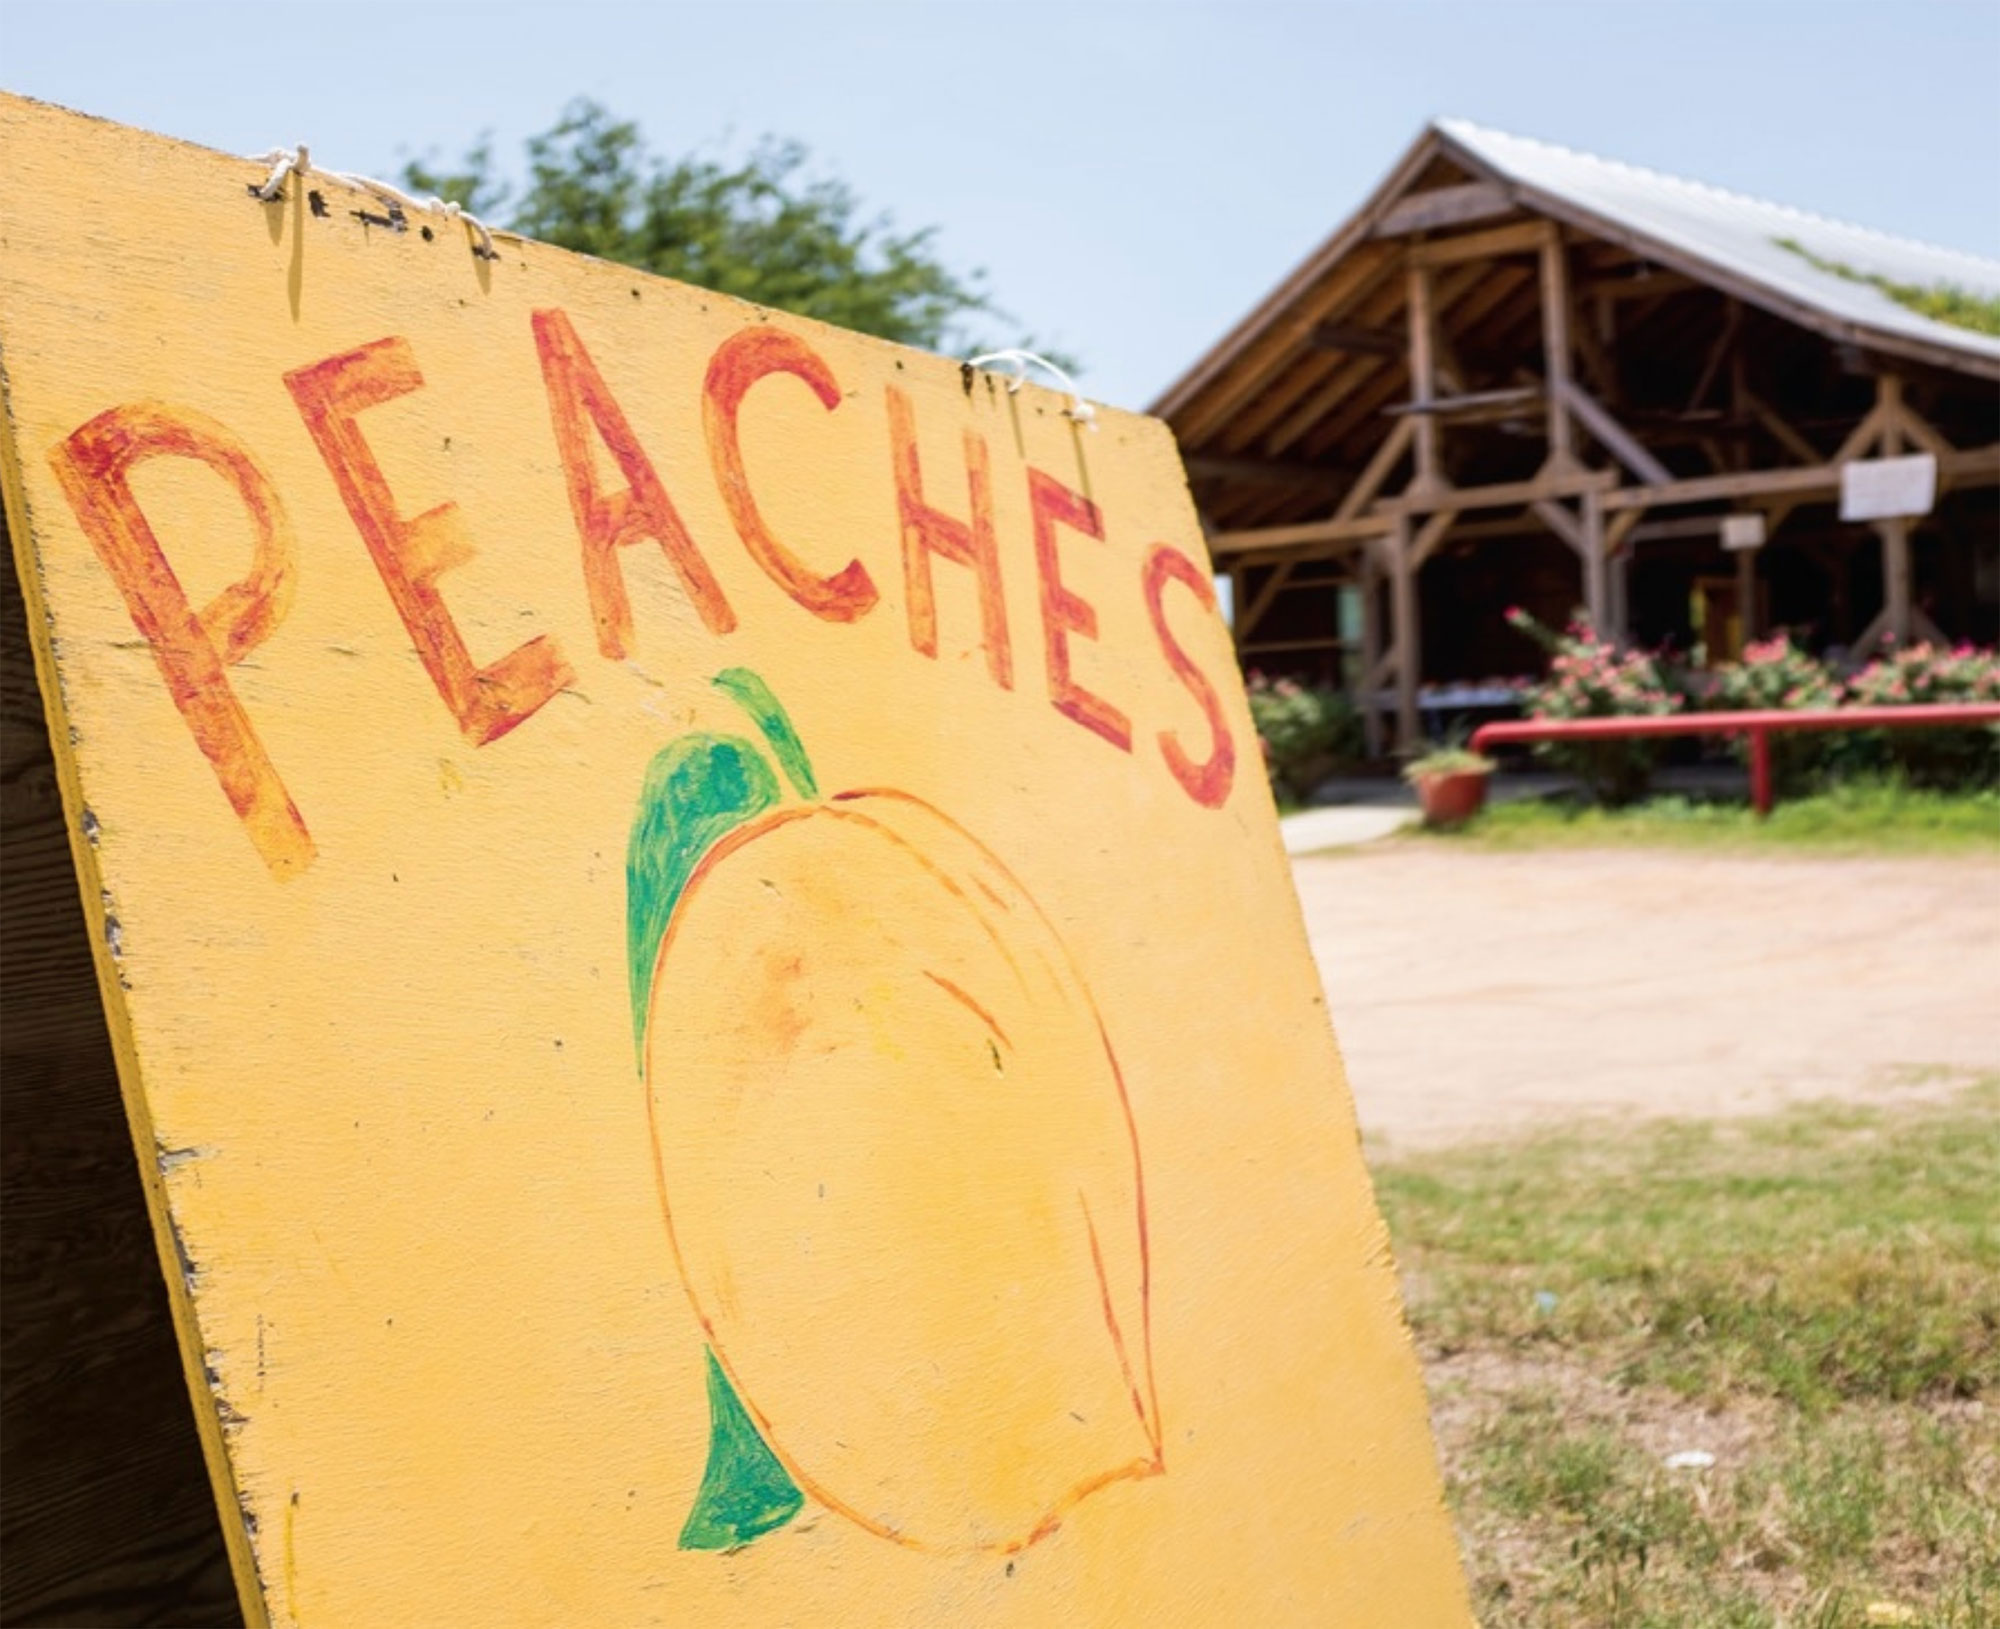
xmin=0 ymin=348 xmax=276 ymax=1626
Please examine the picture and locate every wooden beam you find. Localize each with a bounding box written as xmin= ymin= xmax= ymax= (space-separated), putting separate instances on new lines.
xmin=1378 ymin=467 xmax=1617 ymax=517
xmin=1406 ymin=259 xmax=1441 ymax=489
xmin=1174 ymin=246 xmax=1399 ymax=443
xmin=1212 ymin=512 xmax=1395 ymax=558
xmin=1881 ymin=387 xmax=1957 ymax=466
xmin=1333 ymin=417 xmax=1417 ymax=523
xmin=1384 ymin=385 xmax=1542 ymax=418
xmin=1627 ymin=515 xmax=1730 ymax=543
xmin=1741 ymin=388 xmax=1822 ymax=467
xmin=1530 ymin=499 xmax=1585 ymax=554
xmin=1532 ymin=491 xmax=1619 ymax=628
xmin=1951 ymin=441 xmax=2000 ymax=479
xmin=1185 ymin=453 xmax=1345 ymax=490
xmin=1240 ymin=637 xmax=1348 ymax=657
xmin=1879 ymin=391 xmax=1911 ymax=648
xmin=1237 ymin=561 xmax=1296 ymax=641
xmin=1601 ymin=463 xmax=1839 ymax=512
xmin=1556 ymin=378 xmax=1673 ymax=486
xmin=1306 ymin=320 xmax=1402 ymax=358
xmin=1602 ymin=440 xmax=2000 ymax=513
xmin=1592 ymin=436 xmax=2000 ymax=512
xmin=1581 ymin=492 xmax=1608 ymax=631
xmin=1360 ymin=547 xmax=1384 ymax=757
xmin=1736 ymin=538 xmax=1759 ymax=649
xmin=1539 ymin=229 xmax=1576 ymax=469
xmin=1408 ymin=510 xmax=1458 ymax=570
xmin=1833 ymin=380 xmax=1895 ymax=465
xmin=1372 ymin=182 xmax=1516 ymax=237
xmin=1387 ymin=518 xmax=1421 ymax=749
xmin=1684 ymin=299 xmax=1740 ymax=413
xmin=1577 ymin=269 xmax=1700 ymax=302
xmin=1572 ymin=293 xmax=1619 ymax=404
xmin=1270 ymin=262 xmax=1500 ymax=458
xmin=1409 ymin=218 xmax=1554 ymax=269
xmin=1218 ymin=253 xmax=1426 ymax=450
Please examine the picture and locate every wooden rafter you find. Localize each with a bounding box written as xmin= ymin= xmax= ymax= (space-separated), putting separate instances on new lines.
xmin=1174 ymin=245 xmax=1398 ymax=443
xmin=1409 ymin=218 xmax=1553 ymax=268
xmin=1372 ymin=181 xmax=1516 ymax=237
xmin=1275 ymin=263 xmax=1497 ymax=458
xmin=1557 ymin=378 xmax=1673 ymax=486
xmin=1218 ymin=261 xmax=1418 ymax=450
xmin=1185 ymin=453 xmax=1346 ymax=490
xmin=1307 ymin=320 xmax=1402 ymax=358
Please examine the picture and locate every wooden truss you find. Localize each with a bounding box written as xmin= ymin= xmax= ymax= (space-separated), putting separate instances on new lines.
xmin=1203 ymin=215 xmax=2000 ymax=750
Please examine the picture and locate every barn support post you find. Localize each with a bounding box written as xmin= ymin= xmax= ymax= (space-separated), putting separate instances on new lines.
xmin=1877 ymin=376 xmax=1913 ymax=649
xmin=1538 ymin=225 xmax=1576 ymax=470
xmin=1581 ymin=491 xmax=1608 ymax=633
xmin=1605 ymin=509 xmax=1640 ymax=646
xmin=1736 ymin=544 xmax=1759 ymax=652
xmin=1360 ymin=544 xmax=1385 ymax=758
xmin=1388 ymin=517 xmax=1421 ymax=749
xmin=1879 ymin=518 xmax=1913 ymax=649
xmin=1608 ymin=548 xmax=1631 ymax=645
xmin=1405 ymin=261 xmax=1441 ymax=491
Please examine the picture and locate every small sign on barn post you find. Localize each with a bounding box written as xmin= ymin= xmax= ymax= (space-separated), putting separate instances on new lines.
xmin=0 ymin=94 xmax=1470 ymax=1626
xmin=1839 ymin=452 xmax=1938 ymax=522
xmin=1720 ymin=513 xmax=1767 ymax=552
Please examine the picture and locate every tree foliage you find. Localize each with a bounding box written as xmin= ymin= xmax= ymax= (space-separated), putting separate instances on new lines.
xmin=407 ymin=101 xmax=1027 ymax=355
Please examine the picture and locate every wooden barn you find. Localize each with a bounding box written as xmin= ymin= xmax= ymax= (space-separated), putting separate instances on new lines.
xmin=1155 ymin=121 xmax=2000 ymax=750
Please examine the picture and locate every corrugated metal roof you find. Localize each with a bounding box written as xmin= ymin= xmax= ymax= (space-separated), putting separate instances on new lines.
xmin=1436 ymin=119 xmax=2000 ymax=369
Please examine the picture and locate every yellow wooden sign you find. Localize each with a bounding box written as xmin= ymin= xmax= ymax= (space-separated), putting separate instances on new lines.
xmin=0 ymin=94 xmax=1470 ymax=1625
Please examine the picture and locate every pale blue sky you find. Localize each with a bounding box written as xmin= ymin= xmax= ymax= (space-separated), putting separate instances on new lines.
xmin=6 ymin=1 xmax=1997 ymax=410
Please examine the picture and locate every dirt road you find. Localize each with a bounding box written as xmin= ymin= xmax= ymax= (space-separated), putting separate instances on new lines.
xmin=1292 ymin=846 xmax=2000 ymax=1150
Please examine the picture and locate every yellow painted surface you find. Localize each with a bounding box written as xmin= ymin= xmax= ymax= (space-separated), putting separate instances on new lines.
xmin=0 ymin=93 xmax=1471 ymax=1626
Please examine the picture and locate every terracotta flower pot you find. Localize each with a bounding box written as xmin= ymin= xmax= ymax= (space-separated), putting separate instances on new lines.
xmin=1413 ymin=769 xmax=1490 ymax=828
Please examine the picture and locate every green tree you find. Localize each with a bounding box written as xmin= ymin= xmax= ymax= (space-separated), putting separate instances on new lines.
xmin=408 ymin=101 xmax=1054 ymax=359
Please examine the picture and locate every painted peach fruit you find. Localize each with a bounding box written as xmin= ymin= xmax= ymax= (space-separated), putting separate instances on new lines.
xmin=627 ymin=670 xmax=1160 ymax=1556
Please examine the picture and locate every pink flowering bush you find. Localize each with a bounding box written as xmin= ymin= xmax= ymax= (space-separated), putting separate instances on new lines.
xmin=1846 ymin=642 xmax=2000 ymax=787
xmin=1245 ymin=672 xmax=1363 ymax=801
xmin=1710 ymin=635 xmax=1844 ymax=794
xmin=1505 ymin=608 xmax=1681 ymax=805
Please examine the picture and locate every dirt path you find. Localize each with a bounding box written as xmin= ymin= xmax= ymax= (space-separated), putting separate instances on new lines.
xmin=1292 ymin=846 xmax=2000 ymax=1151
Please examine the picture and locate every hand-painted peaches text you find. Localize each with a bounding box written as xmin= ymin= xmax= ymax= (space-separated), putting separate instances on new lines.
xmin=46 ymin=316 xmax=1236 ymax=877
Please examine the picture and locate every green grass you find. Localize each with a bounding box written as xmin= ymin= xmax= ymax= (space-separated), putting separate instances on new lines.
xmin=1377 ymin=1083 xmax=2000 ymax=1626
xmin=1417 ymin=781 xmax=2000 ymax=855
xmin=1777 ymin=238 xmax=2000 ymax=337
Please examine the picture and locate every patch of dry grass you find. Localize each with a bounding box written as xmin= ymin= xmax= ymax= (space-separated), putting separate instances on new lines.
xmin=1376 ymin=1082 xmax=2000 ymax=1626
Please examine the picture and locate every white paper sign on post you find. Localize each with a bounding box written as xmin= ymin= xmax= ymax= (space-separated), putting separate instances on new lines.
xmin=1840 ymin=454 xmax=1937 ymax=523
xmin=1720 ymin=514 xmax=1767 ymax=552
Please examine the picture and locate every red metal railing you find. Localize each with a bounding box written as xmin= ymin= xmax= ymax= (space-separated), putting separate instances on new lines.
xmin=1469 ymin=704 xmax=2000 ymax=816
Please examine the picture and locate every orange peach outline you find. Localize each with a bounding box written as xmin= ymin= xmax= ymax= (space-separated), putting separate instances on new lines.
xmin=642 ymin=789 xmax=1161 ymax=1555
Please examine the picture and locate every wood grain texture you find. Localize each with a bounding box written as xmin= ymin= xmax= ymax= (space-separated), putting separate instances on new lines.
xmin=1 ymin=528 xmax=238 ymax=1627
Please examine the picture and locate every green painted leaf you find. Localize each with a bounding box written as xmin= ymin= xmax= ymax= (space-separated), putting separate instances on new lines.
xmin=713 ymin=667 xmax=818 ymax=801
xmin=678 ymin=1349 xmax=806 ymax=1551
xmin=625 ymin=733 xmax=781 ymax=1069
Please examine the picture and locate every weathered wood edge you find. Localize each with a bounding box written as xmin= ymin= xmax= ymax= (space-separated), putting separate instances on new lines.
xmin=0 ymin=349 xmax=271 ymax=1629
